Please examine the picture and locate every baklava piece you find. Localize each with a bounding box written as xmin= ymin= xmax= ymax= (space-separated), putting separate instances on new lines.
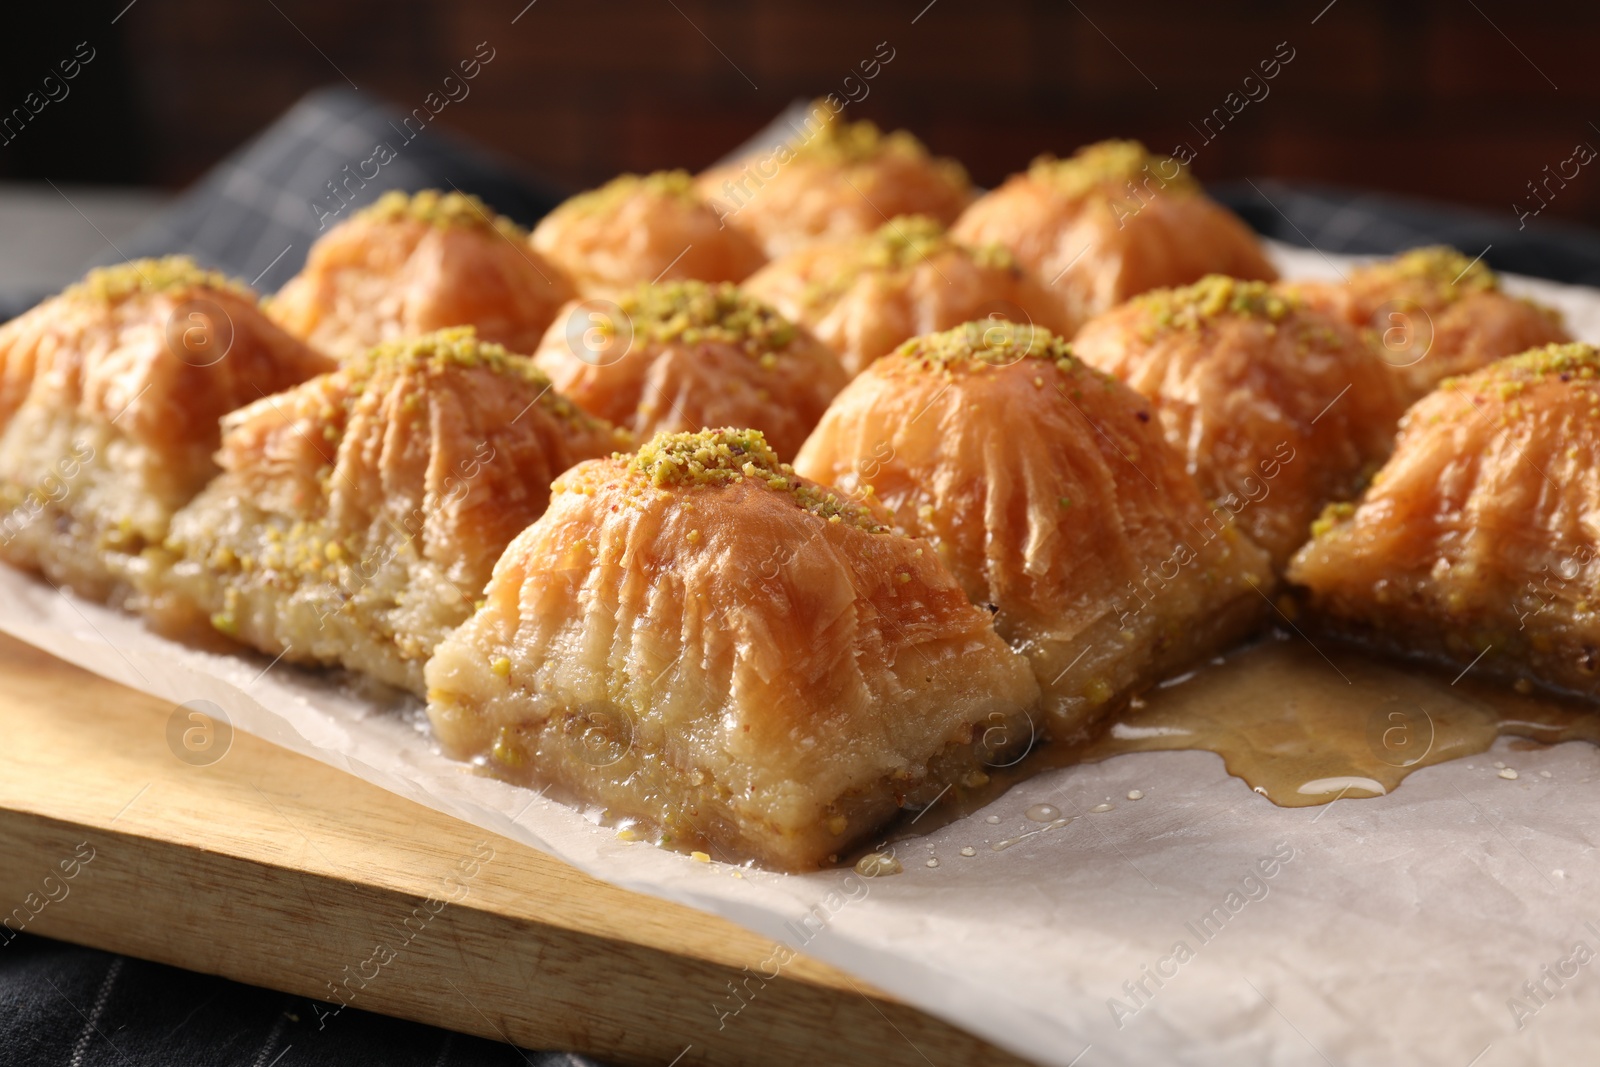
xmin=424 ymin=428 xmax=1040 ymax=870
xmin=1283 ymin=246 xmax=1570 ymax=402
xmin=269 ymin=190 xmax=573 ymax=358
xmin=699 ymin=102 xmax=973 ymax=258
xmin=0 ymin=257 xmax=333 ymax=604
xmin=792 ymin=322 xmax=1272 ymax=738
xmin=154 ymin=328 xmax=625 ymax=694
xmin=742 ymin=214 xmax=1078 ymax=377
xmin=1289 ymin=343 xmax=1600 ymax=698
xmin=530 ymin=171 xmax=766 ymax=297
xmin=532 ymin=281 xmax=846 ymax=459
xmin=1073 ymin=276 xmax=1407 ymax=569
xmin=951 ymin=140 xmax=1277 ymax=322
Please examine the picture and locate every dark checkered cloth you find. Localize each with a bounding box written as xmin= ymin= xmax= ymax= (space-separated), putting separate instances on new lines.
xmin=115 ymin=86 xmax=570 ymax=295
xmin=7 ymin=86 xmax=1600 ymax=1067
xmin=1 ymin=933 xmax=591 ymax=1067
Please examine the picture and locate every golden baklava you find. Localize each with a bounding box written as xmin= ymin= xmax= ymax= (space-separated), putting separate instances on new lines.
xmin=1289 ymin=343 xmax=1600 ymax=698
xmin=1073 ymin=276 xmax=1407 ymax=568
xmin=530 ymin=170 xmax=766 ymax=297
xmin=532 ymin=280 xmax=846 ymax=459
xmin=792 ymin=322 xmax=1272 ymax=738
xmin=153 ymin=327 xmax=625 ymax=694
xmin=424 ymin=428 xmax=1040 ymax=870
xmin=1283 ymin=246 xmax=1570 ymax=402
xmin=269 ymin=190 xmax=574 ymax=358
xmin=741 ymin=214 xmax=1078 ymax=377
xmin=951 ymin=140 xmax=1277 ymax=322
xmin=0 ymin=257 xmax=333 ymax=604
xmin=699 ymin=102 xmax=973 ymax=258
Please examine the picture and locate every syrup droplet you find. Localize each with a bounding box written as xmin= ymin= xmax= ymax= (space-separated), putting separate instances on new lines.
xmin=1541 ymin=770 xmax=1553 ymax=778
xmin=925 ymin=858 xmax=940 ymax=868
xmin=1025 ymin=803 xmax=1060 ymax=822
xmin=991 ymin=817 xmax=1073 ymax=851
xmin=1126 ymin=789 xmax=1144 ymax=800
xmin=1090 ymin=802 xmax=1114 ymax=813
xmin=854 ymin=851 xmax=903 ymax=877
xmin=1499 ymin=767 xmax=1519 ymax=780
xmin=959 ymin=846 xmax=976 ymax=857
xmin=984 ymin=815 xmax=1001 ymax=824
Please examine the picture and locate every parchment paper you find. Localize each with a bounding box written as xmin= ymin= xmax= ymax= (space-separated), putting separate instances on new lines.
xmin=5 ymin=242 xmax=1600 ymax=1067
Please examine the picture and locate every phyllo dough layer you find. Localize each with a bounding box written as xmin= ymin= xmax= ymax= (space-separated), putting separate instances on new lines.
xmin=792 ymin=322 xmax=1272 ymax=738
xmin=531 ymin=170 xmax=766 ymax=297
xmin=1283 ymin=246 xmax=1570 ymax=402
xmin=155 ymin=327 xmax=625 ymax=694
xmin=1073 ymin=276 xmax=1408 ymax=568
xmin=269 ymin=190 xmax=574 ymax=358
xmin=1288 ymin=343 xmax=1600 ymax=698
xmin=0 ymin=256 xmax=334 ymax=604
xmin=951 ymin=140 xmax=1277 ymax=322
xmin=532 ymin=280 xmax=846 ymax=459
xmin=742 ymin=214 xmax=1078 ymax=377
xmin=698 ymin=102 xmax=973 ymax=259
xmin=424 ymin=428 xmax=1041 ymax=871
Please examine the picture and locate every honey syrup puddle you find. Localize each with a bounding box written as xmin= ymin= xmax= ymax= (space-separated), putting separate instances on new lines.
xmin=1069 ymin=633 xmax=1600 ymax=805
xmin=876 ymin=631 xmax=1600 ymax=852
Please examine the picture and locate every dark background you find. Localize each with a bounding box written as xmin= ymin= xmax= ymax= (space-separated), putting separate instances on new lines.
xmin=4 ymin=0 xmax=1599 ymax=230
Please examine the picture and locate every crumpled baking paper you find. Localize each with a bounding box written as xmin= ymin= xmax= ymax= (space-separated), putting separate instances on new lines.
xmin=4 ymin=242 xmax=1600 ymax=1067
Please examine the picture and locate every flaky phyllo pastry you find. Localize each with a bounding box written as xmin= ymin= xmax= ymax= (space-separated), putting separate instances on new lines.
xmin=269 ymin=190 xmax=574 ymax=358
xmin=0 ymin=257 xmax=333 ymax=604
xmin=698 ymin=102 xmax=973 ymax=259
xmin=532 ymin=280 xmax=846 ymax=459
xmin=951 ymin=140 xmax=1277 ymax=322
xmin=530 ymin=170 xmax=766 ymax=297
xmin=1289 ymin=343 xmax=1600 ymax=698
xmin=1282 ymin=246 xmax=1570 ymax=403
xmin=151 ymin=328 xmax=625 ymax=694
xmin=792 ymin=322 xmax=1272 ymax=738
xmin=741 ymin=214 xmax=1079 ymax=378
xmin=424 ymin=428 xmax=1040 ymax=870
xmin=1073 ymin=276 xmax=1408 ymax=569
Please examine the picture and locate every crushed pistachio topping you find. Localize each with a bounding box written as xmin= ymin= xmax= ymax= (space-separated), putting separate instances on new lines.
xmin=1444 ymin=342 xmax=1600 ymax=393
xmin=347 ymin=327 xmax=601 ymax=429
xmin=1309 ymin=500 xmax=1357 ymax=539
xmin=554 ymin=170 xmax=701 ymax=218
xmin=777 ymin=101 xmax=970 ymax=188
xmin=65 ymin=255 xmax=254 ymax=304
xmin=794 ymin=105 xmax=922 ymax=165
xmin=798 ymin=216 xmax=1014 ymax=312
xmin=876 ymin=217 xmax=1009 ymax=273
xmin=863 ymin=215 xmax=1011 ymax=271
xmin=624 ymin=428 xmax=888 ymax=532
xmin=1133 ymin=275 xmax=1296 ymax=329
xmin=618 ymin=280 xmax=799 ymax=356
xmin=1362 ymin=246 xmax=1498 ymax=295
xmin=894 ymin=320 xmax=1075 ymax=369
xmin=356 ymin=189 xmax=526 ymax=241
xmin=1028 ymin=139 xmax=1199 ymax=200
xmin=354 ymin=326 xmax=542 ymax=381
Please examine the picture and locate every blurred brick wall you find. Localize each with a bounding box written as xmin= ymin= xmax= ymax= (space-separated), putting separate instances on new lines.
xmin=9 ymin=0 xmax=1600 ymax=229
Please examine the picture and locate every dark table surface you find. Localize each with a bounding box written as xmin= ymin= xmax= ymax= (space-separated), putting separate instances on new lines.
xmin=5 ymin=86 xmax=1600 ymax=1067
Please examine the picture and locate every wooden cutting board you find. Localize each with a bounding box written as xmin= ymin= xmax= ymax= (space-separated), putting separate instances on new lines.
xmin=0 ymin=632 xmax=1028 ymax=1067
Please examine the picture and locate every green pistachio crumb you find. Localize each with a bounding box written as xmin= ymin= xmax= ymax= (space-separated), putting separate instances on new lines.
xmin=356 ymin=189 xmax=526 ymax=241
